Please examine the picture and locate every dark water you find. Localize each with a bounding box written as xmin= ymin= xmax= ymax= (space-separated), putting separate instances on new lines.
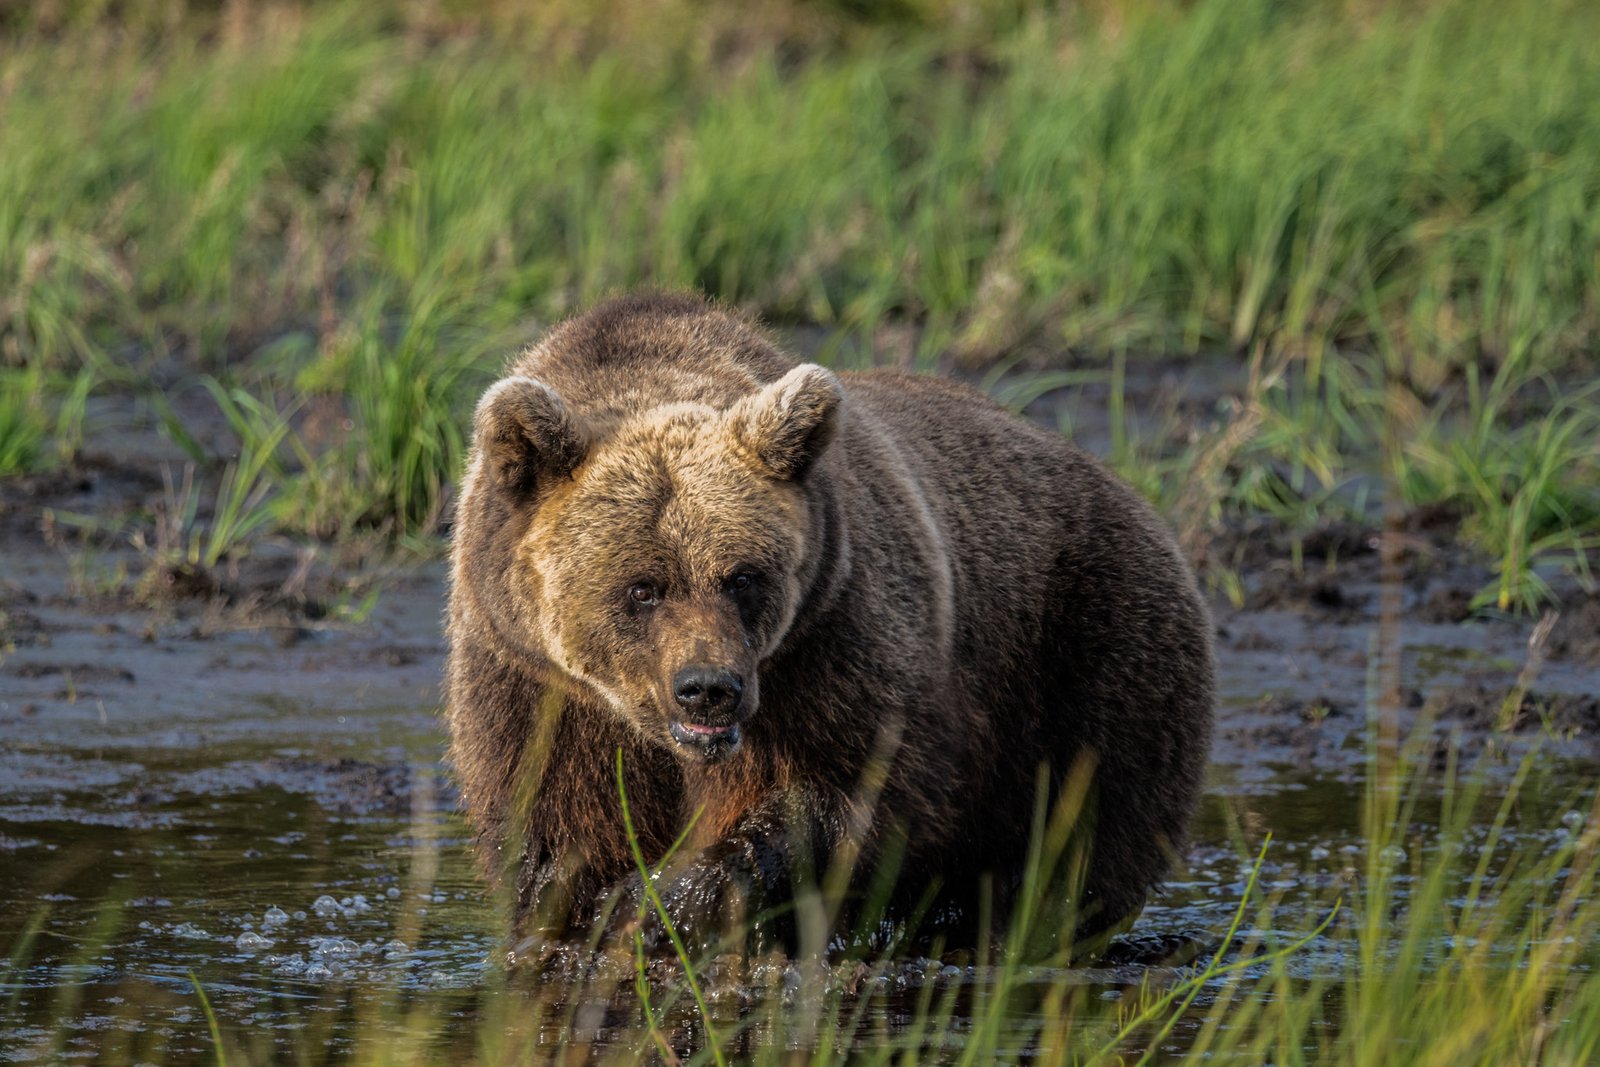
xmin=2 ymin=710 xmax=1592 ymax=1063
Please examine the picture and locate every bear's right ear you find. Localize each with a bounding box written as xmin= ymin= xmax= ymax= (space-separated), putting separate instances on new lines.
xmin=473 ymin=376 xmax=588 ymax=494
xmin=726 ymin=363 xmax=844 ymax=481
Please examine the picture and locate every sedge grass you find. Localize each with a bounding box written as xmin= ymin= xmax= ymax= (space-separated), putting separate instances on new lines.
xmin=4 ymin=0 xmax=1598 ymax=368
xmin=2 ymin=0 xmax=1596 ymax=581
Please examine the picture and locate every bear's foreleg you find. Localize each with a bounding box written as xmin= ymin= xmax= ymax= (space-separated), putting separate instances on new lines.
xmin=599 ymin=784 xmax=851 ymax=952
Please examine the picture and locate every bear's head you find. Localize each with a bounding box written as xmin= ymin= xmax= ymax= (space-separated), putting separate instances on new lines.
xmin=462 ymin=362 xmax=843 ymax=762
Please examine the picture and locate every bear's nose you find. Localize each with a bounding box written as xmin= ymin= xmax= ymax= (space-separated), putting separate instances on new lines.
xmin=672 ymin=666 xmax=744 ymax=718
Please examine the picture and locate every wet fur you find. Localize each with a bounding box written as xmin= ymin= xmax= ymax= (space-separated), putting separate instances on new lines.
xmin=446 ymin=292 xmax=1215 ymax=945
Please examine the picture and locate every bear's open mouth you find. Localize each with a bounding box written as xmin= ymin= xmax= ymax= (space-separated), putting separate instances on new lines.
xmin=668 ymin=720 xmax=742 ymax=755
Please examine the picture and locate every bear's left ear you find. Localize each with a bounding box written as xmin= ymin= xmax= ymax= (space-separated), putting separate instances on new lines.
xmin=727 ymin=363 xmax=844 ymax=480
xmin=473 ymin=376 xmax=589 ymax=495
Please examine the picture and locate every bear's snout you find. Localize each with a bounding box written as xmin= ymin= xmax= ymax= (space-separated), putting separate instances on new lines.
xmin=667 ymin=664 xmax=749 ymax=760
xmin=671 ymin=665 xmax=745 ymax=721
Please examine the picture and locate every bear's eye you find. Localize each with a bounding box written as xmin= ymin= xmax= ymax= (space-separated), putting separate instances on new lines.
xmin=627 ymin=582 xmax=661 ymax=607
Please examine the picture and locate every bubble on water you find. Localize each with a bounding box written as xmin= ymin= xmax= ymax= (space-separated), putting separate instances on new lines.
xmin=263 ymin=906 xmax=289 ymax=926
xmin=385 ymin=887 xmax=401 ymax=900
xmin=305 ymin=963 xmax=333 ymax=981
xmin=1378 ymin=845 xmax=1408 ymax=867
xmin=312 ymin=895 xmax=340 ymax=918
xmin=338 ymin=894 xmax=372 ymax=920
xmin=309 ymin=936 xmax=340 ymax=958
xmin=236 ymin=931 xmax=274 ymax=951
xmin=1562 ymin=810 xmax=1586 ymax=832
xmin=1309 ymin=846 xmax=1331 ymax=861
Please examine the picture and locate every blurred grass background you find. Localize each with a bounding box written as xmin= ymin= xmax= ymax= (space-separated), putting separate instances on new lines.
xmin=1 ymin=0 xmax=1596 ymax=606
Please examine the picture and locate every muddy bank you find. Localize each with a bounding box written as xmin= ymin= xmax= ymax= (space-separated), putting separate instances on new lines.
xmin=3 ymin=363 xmax=1598 ymax=807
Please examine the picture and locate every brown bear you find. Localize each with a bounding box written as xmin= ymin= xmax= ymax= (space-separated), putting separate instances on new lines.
xmin=445 ymin=292 xmax=1213 ymax=952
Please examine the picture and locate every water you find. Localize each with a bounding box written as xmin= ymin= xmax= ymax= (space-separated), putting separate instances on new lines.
xmin=2 ymin=718 xmax=1591 ymax=1062
xmin=0 ymin=735 xmax=496 ymax=1062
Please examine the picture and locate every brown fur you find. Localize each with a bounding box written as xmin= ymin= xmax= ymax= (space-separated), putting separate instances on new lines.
xmin=445 ymin=292 xmax=1214 ymax=947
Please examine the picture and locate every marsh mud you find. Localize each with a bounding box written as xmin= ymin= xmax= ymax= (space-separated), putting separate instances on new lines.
xmin=2 ymin=363 xmax=1597 ymax=1060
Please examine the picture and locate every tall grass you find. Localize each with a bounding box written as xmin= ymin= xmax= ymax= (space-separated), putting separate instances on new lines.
xmin=0 ymin=367 xmax=92 ymax=475
xmin=1 ymin=0 xmax=1596 ymax=569
xmin=4 ymin=0 xmax=1597 ymax=369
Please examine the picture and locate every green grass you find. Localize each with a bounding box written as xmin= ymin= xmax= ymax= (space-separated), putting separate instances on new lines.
xmin=0 ymin=0 xmax=1596 ymax=582
xmin=0 ymin=366 xmax=91 ymax=476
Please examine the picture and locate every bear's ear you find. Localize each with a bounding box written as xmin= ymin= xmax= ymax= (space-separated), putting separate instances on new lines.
xmin=727 ymin=363 xmax=843 ymax=480
xmin=473 ymin=376 xmax=588 ymax=494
